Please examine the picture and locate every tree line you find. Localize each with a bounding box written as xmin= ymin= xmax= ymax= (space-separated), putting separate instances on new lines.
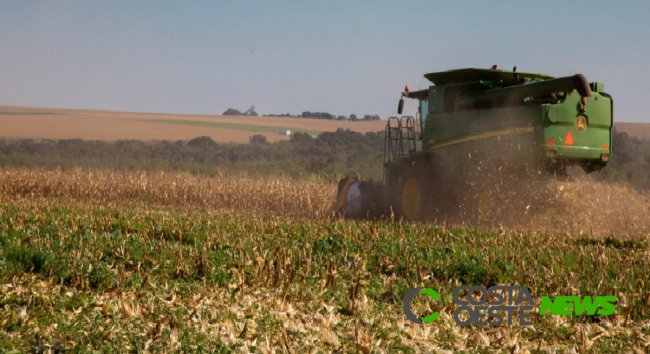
xmin=224 ymin=107 xmax=381 ymax=121
xmin=0 ymin=129 xmax=385 ymax=180
xmin=0 ymin=127 xmax=647 ymax=190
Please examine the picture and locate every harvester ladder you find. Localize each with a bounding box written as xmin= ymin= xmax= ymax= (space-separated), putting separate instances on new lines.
xmin=384 ymin=116 xmax=419 ymax=164
xmin=403 ymin=116 xmax=417 ymax=154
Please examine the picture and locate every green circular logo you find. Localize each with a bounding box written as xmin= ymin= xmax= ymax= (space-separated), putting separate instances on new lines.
xmin=403 ymin=287 xmax=440 ymax=324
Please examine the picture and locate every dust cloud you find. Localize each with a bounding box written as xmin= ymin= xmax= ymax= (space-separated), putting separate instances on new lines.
xmin=525 ymin=179 xmax=649 ymax=236
xmin=446 ymin=173 xmax=650 ymax=237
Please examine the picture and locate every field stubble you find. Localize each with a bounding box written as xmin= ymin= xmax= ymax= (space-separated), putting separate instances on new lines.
xmin=0 ymin=168 xmax=649 ymax=352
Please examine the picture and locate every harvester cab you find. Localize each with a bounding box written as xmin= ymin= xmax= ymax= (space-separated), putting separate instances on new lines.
xmin=332 ymin=66 xmax=613 ymax=223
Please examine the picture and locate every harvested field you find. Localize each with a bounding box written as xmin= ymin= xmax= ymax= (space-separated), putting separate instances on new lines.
xmin=0 ymin=168 xmax=649 ymax=352
xmin=0 ymin=105 xmax=386 ymax=143
xmin=616 ymin=122 xmax=650 ymax=140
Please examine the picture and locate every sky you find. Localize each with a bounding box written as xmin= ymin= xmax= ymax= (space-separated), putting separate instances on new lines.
xmin=1 ymin=1 xmax=649 ymax=122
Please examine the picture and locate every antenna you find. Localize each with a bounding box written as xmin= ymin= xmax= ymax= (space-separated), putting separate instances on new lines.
xmin=417 ymin=65 xmax=427 ymax=91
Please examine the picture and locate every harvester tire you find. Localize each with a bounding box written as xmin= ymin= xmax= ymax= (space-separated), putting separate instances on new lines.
xmin=398 ymin=176 xmax=424 ymax=221
xmin=387 ymin=154 xmax=453 ymax=223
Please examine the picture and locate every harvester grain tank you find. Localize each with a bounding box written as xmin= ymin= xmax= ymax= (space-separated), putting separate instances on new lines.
xmin=332 ymin=67 xmax=614 ymax=224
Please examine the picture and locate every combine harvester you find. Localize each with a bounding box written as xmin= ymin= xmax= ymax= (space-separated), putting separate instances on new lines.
xmin=332 ymin=66 xmax=614 ymax=224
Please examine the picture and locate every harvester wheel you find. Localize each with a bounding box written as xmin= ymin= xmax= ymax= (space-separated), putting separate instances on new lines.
xmin=393 ymin=175 xmax=421 ymax=221
xmin=388 ymin=155 xmax=452 ymax=222
xmin=401 ymin=178 xmax=422 ymax=221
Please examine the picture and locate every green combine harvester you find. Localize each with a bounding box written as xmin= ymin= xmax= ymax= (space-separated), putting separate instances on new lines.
xmin=333 ymin=66 xmax=613 ymax=224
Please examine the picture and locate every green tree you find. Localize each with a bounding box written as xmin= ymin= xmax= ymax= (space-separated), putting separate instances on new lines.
xmin=223 ymin=108 xmax=242 ymax=115
xmin=249 ymin=134 xmax=268 ymax=144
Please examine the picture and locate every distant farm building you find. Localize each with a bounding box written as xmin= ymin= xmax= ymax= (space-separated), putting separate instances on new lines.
xmin=279 ymin=130 xmax=291 ymax=136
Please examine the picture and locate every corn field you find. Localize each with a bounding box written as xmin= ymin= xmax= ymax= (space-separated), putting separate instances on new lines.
xmin=0 ymin=167 xmax=649 ymax=352
xmin=0 ymin=168 xmax=335 ymax=218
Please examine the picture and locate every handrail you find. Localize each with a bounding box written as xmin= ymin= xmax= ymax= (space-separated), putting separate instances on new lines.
xmin=384 ymin=116 xmax=419 ymax=165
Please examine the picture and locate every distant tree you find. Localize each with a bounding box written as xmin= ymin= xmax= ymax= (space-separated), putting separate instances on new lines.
xmin=337 ymin=115 xmax=347 ymax=121
xmin=244 ymin=105 xmax=258 ymax=116
xmin=249 ymin=134 xmax=267 ymax=144
xmin=223 ymin=108 xmax=242 ymax=115
xmin=362 ymin=114 xmax=381 ymax=121
xmin=264 ymin=113 xmax=294 ymax=117
xmin=188 ymin=136 xmax=218 ymax=148
xmin=290 ymin=132 xmax=314 ymax=143
xmin=349 ymin=114 xmax=358 ymax=121
xmin=301 ymin=111 xmax=335 ymax=120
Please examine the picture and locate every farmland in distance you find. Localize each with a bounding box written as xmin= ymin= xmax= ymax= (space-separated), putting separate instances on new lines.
xmin=3 ymin=105 xmax=647 ymax=142
xmin=0 ymin=105 xmax=386 ymax=143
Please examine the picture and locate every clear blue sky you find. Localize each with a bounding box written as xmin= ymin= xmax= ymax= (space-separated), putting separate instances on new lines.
xmin=1 ymin=1 xmax=649 ymax=122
